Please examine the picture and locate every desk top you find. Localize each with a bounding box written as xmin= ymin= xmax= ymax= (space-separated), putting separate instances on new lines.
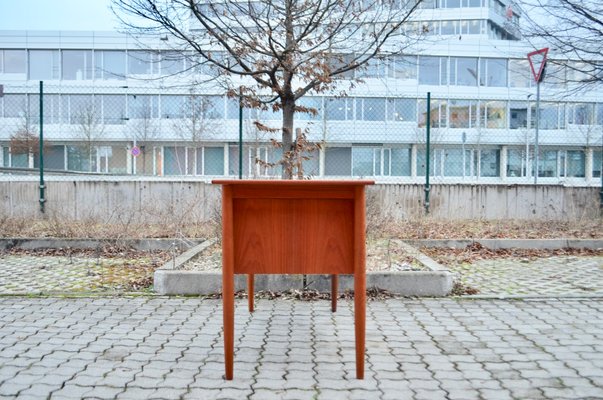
xmin=212 ymin=179 xmax=375 ymax=186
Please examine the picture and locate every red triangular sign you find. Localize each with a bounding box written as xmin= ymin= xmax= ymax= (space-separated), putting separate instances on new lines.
xmin=527 ymin=48 xmax=548 ymax=82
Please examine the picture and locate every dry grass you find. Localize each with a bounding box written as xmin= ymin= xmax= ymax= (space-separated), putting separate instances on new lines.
xmin=371 ymin=218 xmax=603 ymax=240
xmin=0 ymin=215 xmax=217 ymax=240
xmin=0 ymin=213 xmax=601 ymax=241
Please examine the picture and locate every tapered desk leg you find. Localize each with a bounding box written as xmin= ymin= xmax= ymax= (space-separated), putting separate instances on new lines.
xmin=222 ymin=185 xmax=234 ymax=380
xmin=354 ymin=272 xmax=366 ymax=379
xmin=223 ymin=273 xmax=234 ymax=380
xmin=331 ymin=274 xmax=338 ymax=312
xmin=248 ymin=274 xmax=255 ymax=312
xmin=354 ymin=186 xmax=366 ymax=380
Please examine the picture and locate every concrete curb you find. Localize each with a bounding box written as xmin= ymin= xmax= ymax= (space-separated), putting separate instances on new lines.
xmin=153 ymin=239 xmax=454 ymax=297
xmin=406 ymin=238 xmax=603 ymax=250
xmin=0 ymin=238 xmax=203 ymax=251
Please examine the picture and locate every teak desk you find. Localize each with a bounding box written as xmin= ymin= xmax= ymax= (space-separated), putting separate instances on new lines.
xmin=213 ymin=180 xmax=374 ymax=380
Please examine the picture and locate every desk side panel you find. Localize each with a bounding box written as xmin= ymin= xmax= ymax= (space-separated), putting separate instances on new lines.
xmin=233 ymin=198 xmax=354 ymax=274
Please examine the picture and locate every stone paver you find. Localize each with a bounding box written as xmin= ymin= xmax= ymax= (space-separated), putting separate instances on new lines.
xmin=447 ymin=255 xmax=603 ymax=296
xmin=0 ymin=255 xmax=156 ymax=294
xmin=0 ymin=297 xmax=602 ymax=399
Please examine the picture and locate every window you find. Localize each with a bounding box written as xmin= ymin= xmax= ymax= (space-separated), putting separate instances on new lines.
xmin=593 ymin=151 xmax=602 ymax=178
xmin=418 ymin=56 xmax=442 ymax=85
xmin=129 ymin=95 xmax=159 ymax=119
xmin=598 ymin=103 xmax=603 ymax=125
xmin=62 ymin=95 xmax=95 ymax=124
xmin=164 ymin=146 xmax=187 ymax=175
xmin=295 ymin=97 xmax=322 ymax=120
xmin=128 ymin=51 xmax=157 ymax=75
xmin=391 ymin=148 xmax=411 ymax=176
xmin=203 ymin=147 xmax=224 ymax=175
xmin=161 ymin=51 xmax=184 ymax=76
xmin=3 ymin=94 xmax=27 ymax=117
xmin=351 ymin=147 xmax=404 ymax=176
xmin=465 ymin=20 xmax=481 ymax=34
xmin=34 ymin=145 xmax=65 ymax=170
xmin=2 ymin=147 xmax=8 ymax=167
xmin=566 ymin=61 xmax=590 ymax=84
xmin=509 ymin=101 xmax=528 ymax=129
xmin=356 ymin=98 xmax=385 ymax=121
xmin=326 ymin=54 xmax=355 ymax=79
xmin=440 ymin=21 xmax=455 ymax=35
xmin=326 ymin=97 xmax=353 ymax=121
xmin=352 ymin=147 xmax=374 ymax=176
xmin=28 ymin=94 xmax=60 ymax=124
xmin=100 ymin=95 xmax=126 ymax=124
xmin=509 ymin=59 xmax=532 ymax=88
xmin=2 ymin=50 xmax=26 ymax=74
xmin=161 ymin=96 xmax=185 ymax=119
xmin=539 ymin=103 xmax=563 ymax=129
xmin=418 ymin=99 xmax=447 ymax=128
xmin=358 ymin=57 xmax=385 ymax=78
xmin=29 ymin=50 xmax=60 ymax=80
xmin=67 ymin=145 xmax=96 ymax=172
xmin=442 ymin=148 xmax=470 ymax=177
xmin=450 ymin=57 xmax=478 ymax=86
xmin=448 ymin=100 xmax=477 ymax=128
xmin=226 ymin=99 xmax=259 ymax=120
xmin=543 ymin=61 xmax=567 ymax=88
xmin=565 ymin=150 xmax=585 ymax=178
xmin=538 ymin=150 xmax=557 ymax=177
xmin=480 ymin=149 xmax=500 ymax=177
xmin=569 ymin=103 xmax=594 ymax=125
xmin=507 ymin=149 xmax=528 ymax=178
xmin=387 ymin=55 xmax=417 ymax=80
xmin=95 ymin=51 xmax=126 ymax=80
xmin=480 ymin=101 xmax=507 ymax=128
xmin=62 ymin=50 xmax=93 ymax=80
xmin=183 ymin=95 xmax=225 ymax=120
xmin=480 ymin=58 xmax=507 ymax=87
xmin=386 ymin=98 xmax=416 ymax=122
xmin=325 ymin=147 xmax=351 ymax=176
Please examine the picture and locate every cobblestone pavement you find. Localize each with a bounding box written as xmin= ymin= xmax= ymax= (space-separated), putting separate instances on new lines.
xmin=4 ymin=253 xmax=603 ymax=298
xmin=0 ymin=297 xmax=602 ymax=400
xmin=0 ymin=255 xmax=156 ymax=294
xmin=447 ymin=256 xmax=603 ymax=297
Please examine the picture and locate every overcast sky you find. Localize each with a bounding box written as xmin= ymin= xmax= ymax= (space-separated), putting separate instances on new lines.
xmin=0 ymin=0 xmax=118 ymax=31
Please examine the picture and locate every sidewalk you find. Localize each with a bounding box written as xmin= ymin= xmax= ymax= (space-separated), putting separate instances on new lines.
xmin=0 ymin=297 xmax=602 ymax=399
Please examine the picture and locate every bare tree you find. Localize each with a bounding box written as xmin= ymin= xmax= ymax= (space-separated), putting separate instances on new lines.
xmin=112 ymin=0 xmax=422 ymax=177
xmin=72 ymin=101 xmax=106 ymax=172
xmin=172 ymin=93 xmax=219 ymax=146
xmin=521 ymin=0 xmax=603 ymax=87
xmin=9 ymin=105 xmax=45 ymax=168
xmin=131 ymin=105 xmax=159 ymax=174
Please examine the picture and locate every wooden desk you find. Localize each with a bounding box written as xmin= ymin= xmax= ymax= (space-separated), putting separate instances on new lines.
xmin=213 ymin=180 xmax=374 ymax=380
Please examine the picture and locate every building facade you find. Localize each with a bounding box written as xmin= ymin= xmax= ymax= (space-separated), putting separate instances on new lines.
xmin=0 ymin=0 xmax=601 ymax=184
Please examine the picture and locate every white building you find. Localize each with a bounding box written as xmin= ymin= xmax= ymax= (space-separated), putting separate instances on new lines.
xmin=0 ymin=0 xmax=601 ymax=184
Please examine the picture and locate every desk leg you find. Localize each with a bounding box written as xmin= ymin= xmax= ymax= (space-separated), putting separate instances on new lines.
xmin=222 ymin=185 xmax=234 ymax=380
xmin=354 ymin=272 xmax=366 ymax=379
xmin=248 ymin=274 xmax=255 ymax=313
xmin=223 ymin=273 xmax=234 ymax=380
xmin=331 ymin=274 xmax=338 ymax=312
xmin=354 ymin=186 xmax=366 ymax=380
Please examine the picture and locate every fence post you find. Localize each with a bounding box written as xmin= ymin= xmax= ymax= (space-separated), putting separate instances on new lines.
xmin=39 ymin=81 xmax=45 ymax=214
xmin=424 ymin=92 xmax=431 ymax=215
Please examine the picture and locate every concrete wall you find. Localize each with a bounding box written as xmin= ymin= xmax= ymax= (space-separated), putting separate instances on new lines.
xmin=0 ymin=179 xmax=599 ymax=222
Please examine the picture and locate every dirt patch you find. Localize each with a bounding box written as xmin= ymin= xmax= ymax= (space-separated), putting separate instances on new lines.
xmin=421 ymin=242 xmax=603 ymax=266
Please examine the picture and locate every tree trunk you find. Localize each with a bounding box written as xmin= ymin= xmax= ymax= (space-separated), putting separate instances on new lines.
xmin=281 ymin=98 xmax=295 ymax=179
